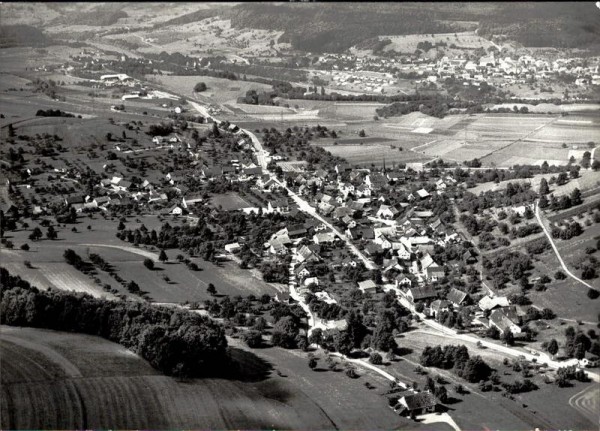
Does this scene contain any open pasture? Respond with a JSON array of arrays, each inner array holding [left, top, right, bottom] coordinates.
[[0, 326, 415, 430], [146, 74, 273, 105]]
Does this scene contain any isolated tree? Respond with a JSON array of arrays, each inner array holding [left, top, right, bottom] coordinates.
[[29, 227, 43, 241], [194, 82, 207, 92], [207, 283, 217, 296], [369, 352, 383, 365], [502, 330, 515, 346], [46, 226, 57, 240], [143, 258, 154, 270], [308, 357, 318, 370], [358, 129, 366, 137], [547, 339, 559, 358], [20, 243, 29, 251], [158, 249, 168, 263]]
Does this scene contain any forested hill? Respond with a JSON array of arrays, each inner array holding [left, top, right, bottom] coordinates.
[[478, 2, 600, 49], [226, 3, 495, 53], [226, 2, 599, 53], [0, 25, 52, 48]]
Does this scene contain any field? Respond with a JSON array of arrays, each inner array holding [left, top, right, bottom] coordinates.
[[380, 31, 496, 54], [0, 326, 425, 430], [322, 143, 431, 167], [392, 325, 598, 430], [146, 74, 274, 105], [0, 214, 283, 303], [208, 192, 255, 211]]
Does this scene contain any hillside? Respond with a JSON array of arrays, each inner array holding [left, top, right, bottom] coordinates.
[[0, 25, 52, 48], [226, 2, 600, 52], [0, 326, 411, 430]]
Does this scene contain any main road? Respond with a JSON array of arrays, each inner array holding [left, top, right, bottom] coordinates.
[[190, 100, 376, 270]]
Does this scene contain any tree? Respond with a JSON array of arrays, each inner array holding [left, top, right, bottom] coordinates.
[[538, 194, 549, 209], [502, 330, 515, 346], [358, 129, 366, 137], [369, 352, 383, 365], [207, 283, 217, 296], [547, 339, 559, 358], [539, 178, 550, 195], [46, 226, 57, 240], [570, 188, 582, 206], [194, 82, 207, 92], [143, 258, 154, 270], [158, 249, 168, 263], [29, 227, 42, 241], [309, 328, 323, 346], [242, 330, 262, 348], [271, 316, 299, 349], [308, 357, 318, 370]]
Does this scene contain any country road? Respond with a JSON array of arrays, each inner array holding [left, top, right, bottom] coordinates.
[[534, 201, 594, 289]]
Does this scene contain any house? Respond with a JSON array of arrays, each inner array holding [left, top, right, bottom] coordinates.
[[478, 295, 510, 312], [167, 204, 184, 216], [275, 291, 294, 304], [65, 195, 86, 206], [416, 188, 430, 199], [463, 249, 478, 265], [224, 242, 241, 254], [396, 275, 412, 288], [426, 264, 445, 282], [394, 243, 411, 260], [489, 308, 522, 335], [446, 288, 469, 307], [407, 286, 437, 303], [358, 279, 378, 294], [429, 299, 450, 318], [313, 232, 336, 244], [375, 235, 392, 250], [287, 224, 308, 239], [395, 392, 439, 416], [579, 352, 599, 368], [335, 163, 352, 174], [267, 198, 289, 214], [296, 244, 320, 263], [365, 173, 388, 190], [304, 276, 319, 287], [294, 263, 311, 280], [376, 204, 399, 219]]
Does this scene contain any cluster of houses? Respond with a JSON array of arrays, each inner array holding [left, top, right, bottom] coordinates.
[[311, 50, 599, 93]]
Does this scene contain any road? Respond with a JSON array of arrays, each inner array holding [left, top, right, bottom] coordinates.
[[533, 201, 594, 289], [189, 100, 375, 269], [390, 286, 600, 383]]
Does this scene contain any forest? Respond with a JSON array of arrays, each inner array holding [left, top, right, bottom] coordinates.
[[0, 267, 228, 378]]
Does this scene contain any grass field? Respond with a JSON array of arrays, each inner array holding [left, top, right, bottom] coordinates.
[[322, 143, 431, 167], [0, 326, 424, 430], [147, 74, 273, 105], [208, 192, 254, 211]]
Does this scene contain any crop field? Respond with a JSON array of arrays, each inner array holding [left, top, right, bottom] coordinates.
[[489, 103, 600, 114], [0, 326, 424, 430], [322, 144, 431, 167], [317, 102, 385, 121]]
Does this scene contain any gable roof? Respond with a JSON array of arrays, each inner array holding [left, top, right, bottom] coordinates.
[[447, 288, 468, 306], [401, 392, 438, 411]]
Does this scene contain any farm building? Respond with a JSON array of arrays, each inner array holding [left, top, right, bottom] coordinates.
[[395, 392, 439, 416], [358, 279, 377, 294]]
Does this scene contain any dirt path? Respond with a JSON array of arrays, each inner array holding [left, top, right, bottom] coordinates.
[[533, 201, 593, 289]]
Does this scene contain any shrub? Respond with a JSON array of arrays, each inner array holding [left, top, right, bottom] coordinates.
[[369, 352, 383, 365]]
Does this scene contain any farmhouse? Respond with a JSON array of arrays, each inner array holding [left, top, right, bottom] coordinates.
[[395, 392, 439, 416]]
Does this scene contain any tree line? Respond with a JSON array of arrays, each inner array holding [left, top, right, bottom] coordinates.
[[0, 267, 228, 378]]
